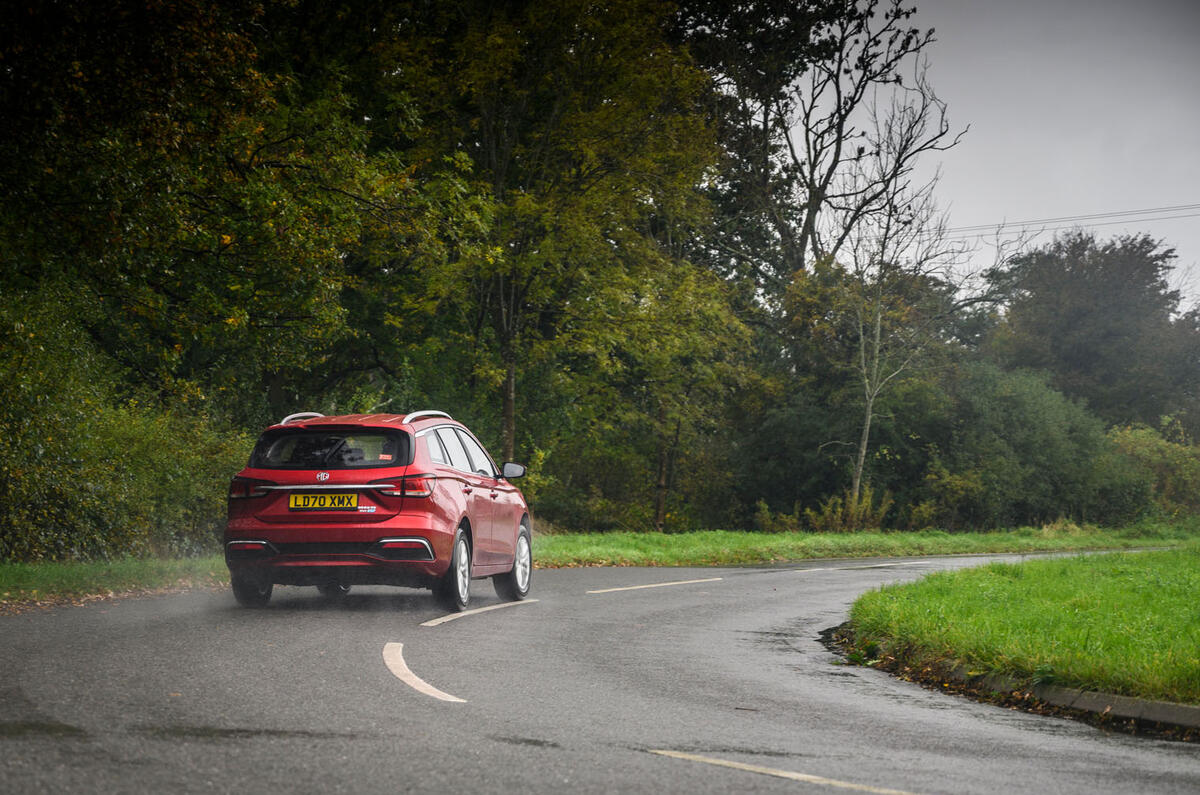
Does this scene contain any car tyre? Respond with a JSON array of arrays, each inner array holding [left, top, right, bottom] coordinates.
[[494, 522, 532, 601], [436, 529, 471, 612], [231, 573, 273, 608], [317, 583, 351, 599]]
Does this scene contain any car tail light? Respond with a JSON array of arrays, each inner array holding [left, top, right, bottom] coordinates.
[[380, 539, 427, 551], [371, 475, 436, 498], [225, 539, 277, 559], [229, 477, 273, 499], [228, 541, 269, 552], [375, 537, 434, 561]]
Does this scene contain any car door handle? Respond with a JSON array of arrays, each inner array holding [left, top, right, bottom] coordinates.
[[490, 491, 499, 500], [462, 485, 473, 494]]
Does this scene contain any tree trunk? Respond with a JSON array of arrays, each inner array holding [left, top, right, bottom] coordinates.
[[851, 393, 874, 507], [653, 404, 669, 531], [502, 356, 516, 462]]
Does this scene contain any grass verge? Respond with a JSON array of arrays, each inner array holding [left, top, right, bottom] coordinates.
[[0, 556, 227, 611], [2, 518, 1197, 610], [532, 518, 1199, 568], [846, 541, 1200, 705]]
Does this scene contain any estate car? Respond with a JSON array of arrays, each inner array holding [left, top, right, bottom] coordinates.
[[225, 410, 531, 610]]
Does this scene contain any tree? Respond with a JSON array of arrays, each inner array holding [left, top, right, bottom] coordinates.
[[675, 0, 972, 523], [673, 0, 844, 292], [907, 362, 1151, 529], [985, 231, 1200, 432], [393, 0, 718, 461], [682, 0, 962, 297], [0, 0, 480, 426]]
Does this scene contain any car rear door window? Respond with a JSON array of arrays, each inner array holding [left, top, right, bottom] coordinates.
[[457, 431, 498, 477], [424, 432, 448, 465], [435, 427, 473, 473]]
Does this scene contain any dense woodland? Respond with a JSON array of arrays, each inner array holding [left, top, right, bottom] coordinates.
[[2, 0, 1198, 561]]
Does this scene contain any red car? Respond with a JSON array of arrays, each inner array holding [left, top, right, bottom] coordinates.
[[225, 410, 531, 611]]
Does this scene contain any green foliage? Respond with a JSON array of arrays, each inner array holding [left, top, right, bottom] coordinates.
[[803, 485, 895, 533], [1109, 424, 1200, 517], [984, 231, 1200, 434], [751, 485, 894, 533], [0, 285, 249, 561], [1, 4, 1197, 561], [892, 363, 1152, 529]]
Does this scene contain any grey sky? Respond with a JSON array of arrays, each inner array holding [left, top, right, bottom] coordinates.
[[911, 0, 1200, 307]]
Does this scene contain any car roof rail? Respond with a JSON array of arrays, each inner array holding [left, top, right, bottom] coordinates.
[[401, 410, 452, 424], [280, 412, 325, 425]]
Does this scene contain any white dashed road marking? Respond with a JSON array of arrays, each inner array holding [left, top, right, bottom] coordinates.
[[650, 750, 922, 795], [796, 562, 927, 573], [382, 642, 466, 703], [420, 598, 539, 627], [587, 577, 723, 594]]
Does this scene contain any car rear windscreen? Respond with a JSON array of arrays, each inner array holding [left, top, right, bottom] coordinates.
[[249, 429, 410, 469]]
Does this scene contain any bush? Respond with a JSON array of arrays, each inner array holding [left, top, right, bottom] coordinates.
[[751, 486, 893, 533], [803, 485, 893, 532], [0, 284, 249, 561], [752, 499, 803, 533], [905, 363, 1152, 528], [1109, 423, 1200, 517]]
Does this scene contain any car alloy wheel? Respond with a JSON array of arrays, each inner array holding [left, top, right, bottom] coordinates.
[[438, 529, 471, 612], [494, 524, 531, 601]]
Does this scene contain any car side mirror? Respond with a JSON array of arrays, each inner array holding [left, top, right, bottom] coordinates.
[[501, 462, 526, 479]]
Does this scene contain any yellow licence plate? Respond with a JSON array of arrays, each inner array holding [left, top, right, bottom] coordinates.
[[288, 493, 358, 511]]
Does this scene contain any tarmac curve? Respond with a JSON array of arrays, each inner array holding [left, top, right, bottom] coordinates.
[[2, 553, 1199, 794]]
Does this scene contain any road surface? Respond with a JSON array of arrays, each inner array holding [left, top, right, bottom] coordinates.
[[3, 554, 1198, 793]]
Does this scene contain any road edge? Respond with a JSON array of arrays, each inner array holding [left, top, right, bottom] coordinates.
[[822, 624, 1200, 741]]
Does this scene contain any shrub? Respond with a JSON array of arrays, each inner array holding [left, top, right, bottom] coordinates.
[[752, 499, 803, 533], [803, 485, 893, 533], [1109, 424, 1200, 517], [0, 284, 249, 561], [906, 363, 1152, 528]]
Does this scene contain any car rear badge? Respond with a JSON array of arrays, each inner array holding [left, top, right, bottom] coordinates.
[[316, 472, 330, 481]]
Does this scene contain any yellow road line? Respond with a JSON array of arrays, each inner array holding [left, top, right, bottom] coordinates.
[[649, 750, 922, 795], [587, 577, 723, 594], [420, 598, 539, 627]]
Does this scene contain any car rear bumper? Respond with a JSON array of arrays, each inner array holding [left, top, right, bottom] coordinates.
[[224, 520, 452, 588]]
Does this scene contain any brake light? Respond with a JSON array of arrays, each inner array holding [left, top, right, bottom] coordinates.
[[401, 474, 436, 498], [229, 477, 273, 499], [371, 475, 436, 498]]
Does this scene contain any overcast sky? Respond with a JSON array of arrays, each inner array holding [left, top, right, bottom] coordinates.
[[909, 0, 1200, 307]]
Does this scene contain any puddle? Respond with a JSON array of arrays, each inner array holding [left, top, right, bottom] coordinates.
[[134, 725, 357, 741], [491, 735, 561, 749], [0, 720, 87, 738]]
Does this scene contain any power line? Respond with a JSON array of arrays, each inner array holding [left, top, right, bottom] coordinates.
[[941, 202, 1200, 235], [943, 210, 1200, 242]]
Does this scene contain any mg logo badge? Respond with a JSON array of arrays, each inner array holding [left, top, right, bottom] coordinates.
[[316, 472, 330, 482]]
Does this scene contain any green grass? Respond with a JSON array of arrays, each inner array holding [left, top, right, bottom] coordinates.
[[2, 518, 1197, 608], [532, 519, 1199, 568], [848, 542, 1200, 704], [0, 556, 227, 607]]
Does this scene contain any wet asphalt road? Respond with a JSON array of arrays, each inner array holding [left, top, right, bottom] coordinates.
[[2, 553, 1199, 794]]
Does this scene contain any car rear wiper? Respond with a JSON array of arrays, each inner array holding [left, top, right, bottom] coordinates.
[[322, 438, 348, 464]]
